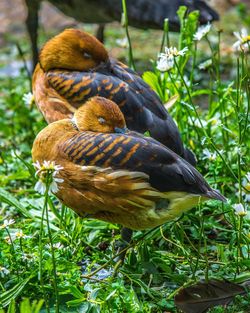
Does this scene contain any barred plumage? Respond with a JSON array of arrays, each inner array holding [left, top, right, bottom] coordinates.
[[32, 97, 226, 230]]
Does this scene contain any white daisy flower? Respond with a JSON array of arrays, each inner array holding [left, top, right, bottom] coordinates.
[[116, 37, 128, 48], [54, 242, 64, 249], [164, 46, 188, 57], [203, 148, 217, 161], [46, 242, 64, 250], [14, 229, 30, 239], [233, 203, 247, 216], [156, 46, 188, 72], [198, 59, 212, 70], [21, 253, 35, 263], [193, 23, 211, 41], [34, 179, 47, 195], [156, 55, 174, 72], [0, 266, 10, 277], [233, 28, 250, 52], [187, 116, 207, 128], [22, 92, 34, 108], [0, 219, 15, 229], [208, 113, 221, 128], [4, 236, 12, 244], [33, 160, 63, 176], [33, 160, 64, 195]]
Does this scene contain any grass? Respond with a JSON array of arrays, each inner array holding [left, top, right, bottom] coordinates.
[[0, 4, 250, 313]]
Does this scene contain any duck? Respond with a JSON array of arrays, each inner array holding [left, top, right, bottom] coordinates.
[[24, 0, 219, 67], [33, 28, 196, 165], [32, 96, 226, 231]]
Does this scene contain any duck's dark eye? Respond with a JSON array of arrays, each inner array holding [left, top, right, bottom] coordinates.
[[98, 117, 106, 124], [83, 52, 92, 59]]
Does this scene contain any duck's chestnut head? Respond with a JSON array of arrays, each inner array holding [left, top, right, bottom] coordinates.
[[73, 96, 127, 134], [39, 29, 109, 71]]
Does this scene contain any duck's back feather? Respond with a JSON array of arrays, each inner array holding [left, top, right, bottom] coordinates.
[[46, 59, 187, 159]]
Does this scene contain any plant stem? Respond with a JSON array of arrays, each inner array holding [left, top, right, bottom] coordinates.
[[19, 238, 28, 270], [45, 176, 59, 313], [5, 228, 19, 280], [15, 42, 32, 90], [121, 0, 135, 70], [175, 60, 239, 182], [160, 18, 170, 52], [236, 215, 244, 275], [39, 192, 50, 313], [189, 41, 197, 86]]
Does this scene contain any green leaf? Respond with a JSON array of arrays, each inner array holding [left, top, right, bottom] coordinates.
[[120, 270, 155, 298], [233, 272, 250, 282], [69, 286, 85, 299], [14, 153, 36, 177], [31, 299, 44, 313], [177, 6, 187, 26], [142, 71, 164, 100], [7, 300, 15, 313], [66, 298, 86, 306], [0, 277, 31, 308], [79, 303, 91, 312], [20, 298, 32, 313], [0, 188, 32, 219], [140, 243, 150, 262], [19, 298, 44, 313], [191, 89, 212, 97], [0, 169, 30, 185], [105, 289, 117, 301]]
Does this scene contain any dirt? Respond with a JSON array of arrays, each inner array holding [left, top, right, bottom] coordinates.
[[0, 0, 249, 72]]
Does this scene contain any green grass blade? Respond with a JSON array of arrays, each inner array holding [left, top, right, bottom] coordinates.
[[0, 277, 30, 308], [0, 188, 33, 219]]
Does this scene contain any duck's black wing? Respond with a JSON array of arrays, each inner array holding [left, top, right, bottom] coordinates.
[[106, 0, 219, 30], [102, 59, 197, 166], [61, 131, 224, 201]]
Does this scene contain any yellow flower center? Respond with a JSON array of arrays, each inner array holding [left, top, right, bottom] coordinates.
[[16, 231, 24, 238], [245, 183, 250, 192], [211, 118, 218, 126], [238, 211, 247, 216], [189, 139, 195, 150], [242, 35, 250, 44]]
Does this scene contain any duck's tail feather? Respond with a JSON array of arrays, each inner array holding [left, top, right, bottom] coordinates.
[[206, 189, 227, 202]]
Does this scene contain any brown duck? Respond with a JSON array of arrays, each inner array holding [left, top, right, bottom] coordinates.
[[32, 96, 226, 230]]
